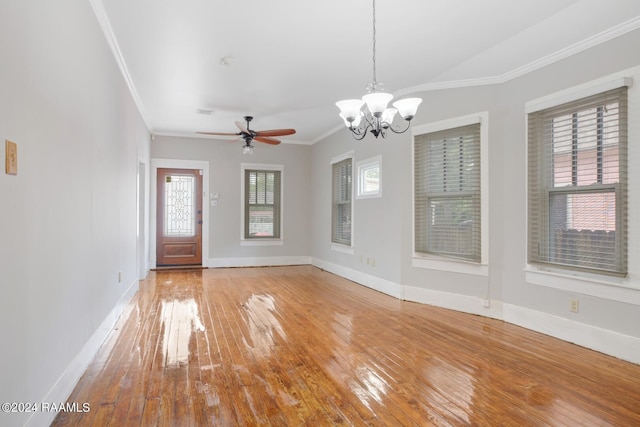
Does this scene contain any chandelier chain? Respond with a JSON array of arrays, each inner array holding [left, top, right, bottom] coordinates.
[[335, 0, 421, 139], [372, 0, 377, 89]]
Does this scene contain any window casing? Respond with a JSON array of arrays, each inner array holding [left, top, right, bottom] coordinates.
[[332, 156, 353, 247], [414, 123, 482, 262], [243, 168, 282, 239], [527, 87, 628, 276]]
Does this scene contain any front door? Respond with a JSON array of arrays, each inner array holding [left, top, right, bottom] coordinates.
[[156, 168, 203, 266]]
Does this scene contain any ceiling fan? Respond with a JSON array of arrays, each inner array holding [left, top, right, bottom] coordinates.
[[198, 116, 296, 152]]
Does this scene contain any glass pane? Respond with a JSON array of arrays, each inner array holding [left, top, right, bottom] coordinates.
[[249, 205, 274, 237], [427, 197, 476, 258], [552, 103, 619, 188], [164, 175, 195, 236], [333, 203, 351, 245], [362, 165, 379, 193], [549, 191, 617, 270]]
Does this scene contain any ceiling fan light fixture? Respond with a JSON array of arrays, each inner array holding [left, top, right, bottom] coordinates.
[[243, 144, 253, 155], [335, 0, 421, 140]]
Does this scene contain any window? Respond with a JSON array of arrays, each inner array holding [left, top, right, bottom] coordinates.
[[414, 123, 482, 262], [242, 165, 282, 240], [527, 87, 627, 276], [357, 156, 381, 199], [332, 155, 353, 247]]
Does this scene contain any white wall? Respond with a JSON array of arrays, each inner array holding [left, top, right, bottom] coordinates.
[[0, 0, 150, 425], [151, 136, 311, 267], [310, 28, 640, 363]]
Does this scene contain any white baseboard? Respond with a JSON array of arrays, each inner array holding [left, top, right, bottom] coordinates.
[[403, 285, 503, 320], [311, 257, 403, 299], [207, 256, 312, 268], [27, 259, 639, 427], [26, 279, 139, 427], [503, 303, 640, 365], [312, 257, 640, 365]]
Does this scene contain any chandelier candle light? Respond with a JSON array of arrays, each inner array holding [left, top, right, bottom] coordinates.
[[336, 0, 422, 140]]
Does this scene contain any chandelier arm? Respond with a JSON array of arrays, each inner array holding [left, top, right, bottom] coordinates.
[[387, 120, 412, 134], [348, 121, 373, 140]]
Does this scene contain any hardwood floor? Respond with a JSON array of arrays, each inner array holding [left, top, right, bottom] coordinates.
[[53, 266, 640, 426]]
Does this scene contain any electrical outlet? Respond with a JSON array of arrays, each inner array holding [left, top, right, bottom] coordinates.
[[569, 298, 579, 313]]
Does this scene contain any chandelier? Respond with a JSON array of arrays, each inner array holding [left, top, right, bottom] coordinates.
[[336, 0, 422, 140]]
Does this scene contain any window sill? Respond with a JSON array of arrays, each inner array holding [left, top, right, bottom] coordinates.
[[241, 239, 284, 247], [412, 255, 488, 276], [356, 193, 382, 200], [524, 265, 640, 305], [331, 243, 354, 255]]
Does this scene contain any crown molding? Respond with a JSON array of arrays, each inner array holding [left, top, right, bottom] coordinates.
[[89, 0, 151, 132], [396, 16, 640, 99]]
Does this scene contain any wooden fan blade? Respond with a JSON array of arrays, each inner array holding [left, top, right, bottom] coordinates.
[[254, 136, 281, 145], [197, 131, 240, 136], [255, 128, 296, 137], [235, 121, 249, 134]]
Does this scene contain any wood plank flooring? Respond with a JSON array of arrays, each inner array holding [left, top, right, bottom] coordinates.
[[52, 266, 640, 426]]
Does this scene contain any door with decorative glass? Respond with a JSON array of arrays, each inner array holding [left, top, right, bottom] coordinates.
[[156, 168, 203, 266]]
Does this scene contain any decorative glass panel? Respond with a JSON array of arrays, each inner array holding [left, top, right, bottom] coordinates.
[[164, 175, 196, 236]]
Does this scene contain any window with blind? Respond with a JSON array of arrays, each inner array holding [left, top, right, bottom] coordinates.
[[414, 123, 481, 262], [527, 87, 627, 276], [332, 157, 353, 247], [244, 169, 281, 239]]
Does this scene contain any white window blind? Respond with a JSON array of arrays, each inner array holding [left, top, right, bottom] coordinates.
[[527, 87, 627, 276], [244, 169, 281, 239], [414, 123, 481, 261], [332, 158, 352, 246]]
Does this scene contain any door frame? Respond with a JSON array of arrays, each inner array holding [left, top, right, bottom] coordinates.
[[151, 158, 210, 268]]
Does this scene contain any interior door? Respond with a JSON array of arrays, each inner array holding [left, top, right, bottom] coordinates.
[[156, 168, 203, 266]]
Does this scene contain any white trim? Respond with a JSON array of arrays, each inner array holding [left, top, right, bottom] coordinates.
[[396, 16, 640, 99], [356, 156, 382, 199], [330, 151, 354, 165], [411, 112, 490, 273], [412, 256, 489, 277], [504, 303, 640, 365], [331, 243, 354, 255], [312, 257, 402, 299], [403, 285, 502, 319], [525, 267, 640, 305], [525, 76, 633, 113], [240, 163, 284, 243], [88, 0, 151, 132], [208, 256, 311, 268], [240, 239, 284, 247], [26, 279, 138, 426], [312, 256, 640, 364], [150, 158, 210, 268]]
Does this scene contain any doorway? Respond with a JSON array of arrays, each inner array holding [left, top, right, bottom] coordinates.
[[156, 168, 203, 266]]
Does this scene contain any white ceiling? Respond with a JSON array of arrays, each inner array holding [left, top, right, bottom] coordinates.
[[95, 0, 640, 144]]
